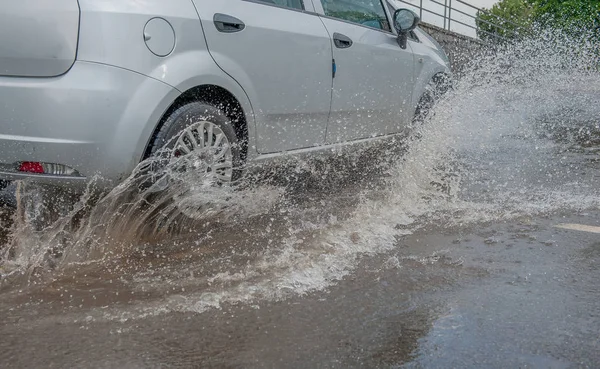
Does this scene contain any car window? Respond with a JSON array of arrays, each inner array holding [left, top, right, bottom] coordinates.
[[258, 0, 304, 10], [320, 0, 391, 32]]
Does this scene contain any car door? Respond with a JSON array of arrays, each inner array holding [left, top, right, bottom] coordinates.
[[314, 0, 415, 143], [192, 0, 333, 154]]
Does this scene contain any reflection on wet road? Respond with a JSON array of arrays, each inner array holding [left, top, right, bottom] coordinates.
[[1, 32, 600, 368], [1, 212, 599, 368]]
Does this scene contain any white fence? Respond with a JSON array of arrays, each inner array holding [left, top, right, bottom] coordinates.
[[394, 0, 523, 41]]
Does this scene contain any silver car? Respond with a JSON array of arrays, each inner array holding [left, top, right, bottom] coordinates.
[[0, 0, 450, 192]]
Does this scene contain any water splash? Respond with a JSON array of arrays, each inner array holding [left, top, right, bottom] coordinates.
[[1, 149, 284, 280], [1, 28, 600, 317]]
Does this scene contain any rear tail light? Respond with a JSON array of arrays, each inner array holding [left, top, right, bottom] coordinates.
[[18, 162, 79, 176], [18, 162, 45, 174]]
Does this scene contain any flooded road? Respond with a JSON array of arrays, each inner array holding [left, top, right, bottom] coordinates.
[[1, 33, 600, 368], [1, 212, 599, 368]]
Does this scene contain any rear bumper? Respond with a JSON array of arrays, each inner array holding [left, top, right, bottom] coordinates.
[[0, 61, 178, 190], [0, 165, 88, 186]]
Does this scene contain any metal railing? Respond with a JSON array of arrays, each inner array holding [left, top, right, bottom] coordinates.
[[395, 0, 527, 42]]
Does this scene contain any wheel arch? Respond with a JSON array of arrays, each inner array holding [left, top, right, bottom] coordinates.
[[413, 71, 452, 119], [143, 84, 250, 162]]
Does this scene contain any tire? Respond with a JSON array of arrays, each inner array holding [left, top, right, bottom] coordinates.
[[413, 74, 452, 123], [139, 101, 244, 222], [146, 101, 243, 183]]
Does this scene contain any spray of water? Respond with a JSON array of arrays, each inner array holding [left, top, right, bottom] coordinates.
[[1, 148, 285, 280], [1, 28, 599, 317]]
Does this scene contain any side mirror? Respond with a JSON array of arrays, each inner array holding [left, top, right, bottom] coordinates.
[[393, 9, 420, 49]]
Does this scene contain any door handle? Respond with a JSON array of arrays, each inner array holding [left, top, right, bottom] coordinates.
[[333, 33, 353, 49], [214, 13, 245, 33]]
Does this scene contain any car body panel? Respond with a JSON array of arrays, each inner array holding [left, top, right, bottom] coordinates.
[[413, 27, 451, 69], [0, 0, 79, 77], [408, 31, 452, 116], [318, 16, 415, 143], [192, 0, 334, 154], [311, 0, 418, 142], [77, 0, 204, 86], [0, 61, 178, 188]]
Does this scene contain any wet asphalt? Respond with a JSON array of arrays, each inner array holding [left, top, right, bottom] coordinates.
[[0, 208, 598, 368]]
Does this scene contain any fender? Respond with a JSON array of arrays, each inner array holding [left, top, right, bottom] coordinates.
[[142, 50, 258, 160], [408, 38, 451, 114], [103, 51, 258, 183], [411, 68, 450, 112]]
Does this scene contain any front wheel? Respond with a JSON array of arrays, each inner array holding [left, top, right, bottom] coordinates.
[[414, 74, 452, 123]]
